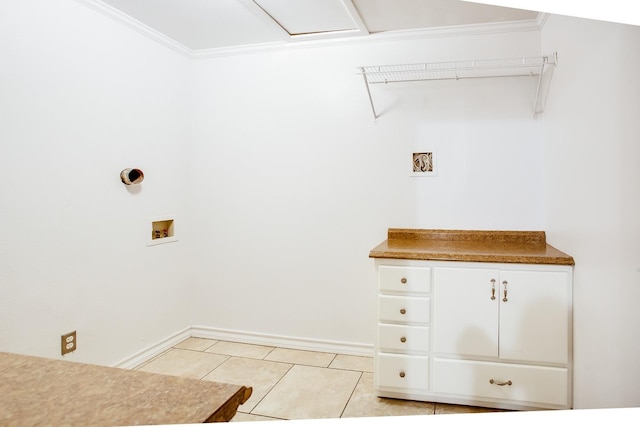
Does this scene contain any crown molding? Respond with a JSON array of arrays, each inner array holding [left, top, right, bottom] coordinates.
[[192, 15, 546, 60], [74, 0, 192, 58], [76, 1, 547, 61], [536, 12, 551, 28]]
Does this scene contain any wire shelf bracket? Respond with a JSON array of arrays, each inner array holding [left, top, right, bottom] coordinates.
[[358, 52, 558, 120]]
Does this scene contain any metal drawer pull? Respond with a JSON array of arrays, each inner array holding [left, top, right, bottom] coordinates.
[[400, 277, 407, 284], [490, 279, 496, 300], [400, 336, 406, 343], [489, 379, 512, 386], [502, 280, 508, 302], [399, 371, 406, 378], [400, 309, 406, 315]]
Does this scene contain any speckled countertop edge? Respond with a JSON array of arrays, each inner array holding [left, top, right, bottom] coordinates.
[[369, 229, 575, 265], [0, 351, 250, 426]]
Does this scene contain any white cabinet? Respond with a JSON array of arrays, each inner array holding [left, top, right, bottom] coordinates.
[[432, 267, 498, 359], [431, 359, 569, 408], [375, 263, 431, 394], [374, 259, 573, 410], [433, 267, 570, 365]]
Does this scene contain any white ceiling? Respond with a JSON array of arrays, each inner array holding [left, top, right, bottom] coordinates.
[[93, 0, 540, 52]]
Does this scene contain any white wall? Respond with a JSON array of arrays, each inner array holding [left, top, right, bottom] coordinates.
[[541, 15, 640, 408], [188, 31, 545, 349], [5, 1, 636, 411], [0, 0, 192, 366]]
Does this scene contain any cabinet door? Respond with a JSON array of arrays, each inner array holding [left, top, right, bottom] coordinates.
[[499, 270, 570, 364], [433, 267, 499, 358]]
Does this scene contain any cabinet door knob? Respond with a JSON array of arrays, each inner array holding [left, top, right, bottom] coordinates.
[[400, 277, 407, 284], [400, 308, 406, 315], [490, 279, 496, 300], [490, 378, 512, 386], [502, 280, 508, 302], [399, 371, 406, 378], [400, 336, 407, 343]]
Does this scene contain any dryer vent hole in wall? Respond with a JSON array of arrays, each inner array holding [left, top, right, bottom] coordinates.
[[128, 169, 142, 182], [120, 168, 144, 185]]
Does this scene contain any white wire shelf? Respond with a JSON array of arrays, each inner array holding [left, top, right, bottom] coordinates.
[[357, 53, 557, 119]]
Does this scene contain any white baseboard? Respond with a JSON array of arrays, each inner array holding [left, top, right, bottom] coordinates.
[[115, 326, 374, 369], [114, 327, 192, 369], [191, 326, 374, 357]]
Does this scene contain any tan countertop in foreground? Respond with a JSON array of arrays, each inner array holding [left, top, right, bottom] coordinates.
[[0, 351, 252, 426], [369, 229, 574, 265]]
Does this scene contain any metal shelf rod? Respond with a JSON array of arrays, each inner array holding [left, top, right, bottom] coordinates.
[[357, 53, 557, 119]]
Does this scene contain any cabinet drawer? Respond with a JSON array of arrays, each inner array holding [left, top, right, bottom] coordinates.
[[379, 296, 430, 324], [379, 266, 430, 294], [378, 324, 430, 353], [376, 353, 429, 391], [432, 358, 569, 408]]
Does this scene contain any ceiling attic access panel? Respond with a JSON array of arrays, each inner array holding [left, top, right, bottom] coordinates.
[[358, 53, 558, 120], [251, 0, 369, 40]]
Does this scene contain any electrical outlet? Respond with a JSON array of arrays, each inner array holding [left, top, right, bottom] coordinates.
[[61, 331, 77, 355]]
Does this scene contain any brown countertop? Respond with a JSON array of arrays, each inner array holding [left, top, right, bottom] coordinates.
[[369, 229, 574, 265], [0, 351, 252, 426]]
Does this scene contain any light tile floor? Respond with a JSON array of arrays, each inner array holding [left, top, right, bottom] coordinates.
[[135, 337, 504, 422]]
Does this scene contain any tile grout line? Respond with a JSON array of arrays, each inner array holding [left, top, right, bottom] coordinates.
[[245, 362, 297, 419], [261, 346, 277, 360], [327, 353, 338, 368], [201, 341, 219, 353], [133, 347, 174, 370], [338, 370, 364, 419], [197, 354, 231, 380]]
